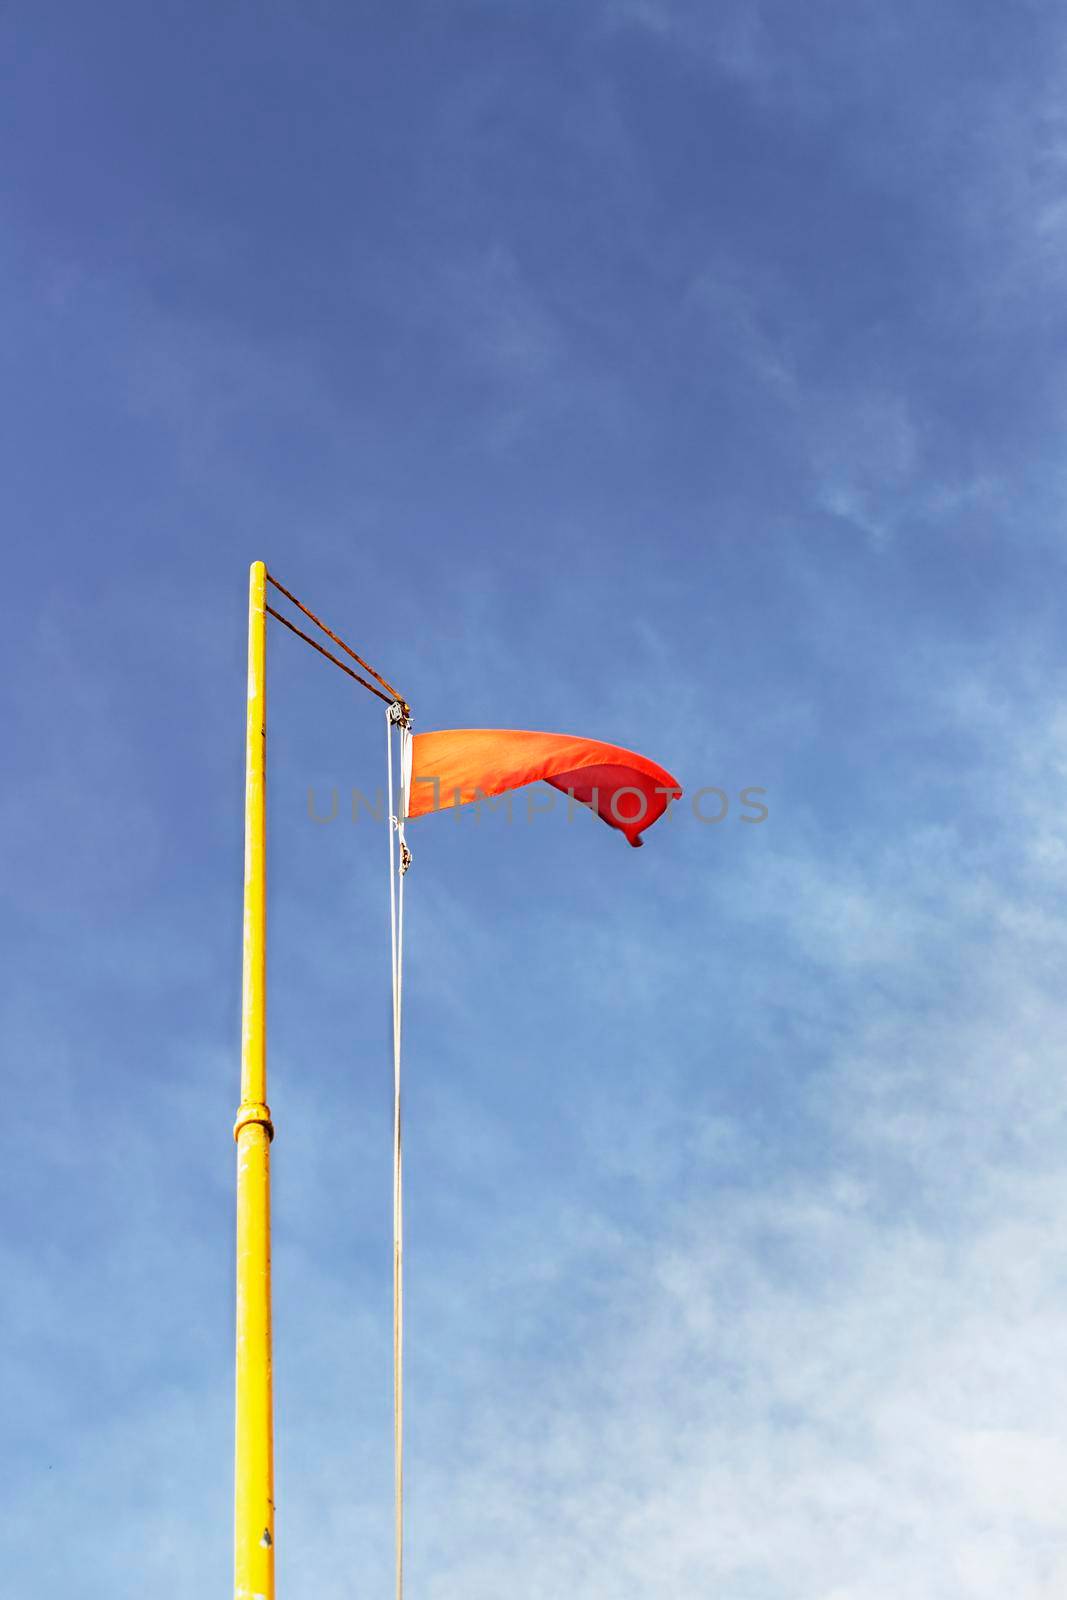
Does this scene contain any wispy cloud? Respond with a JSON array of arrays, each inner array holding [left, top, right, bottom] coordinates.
[[7, 5, 1067, 1595]]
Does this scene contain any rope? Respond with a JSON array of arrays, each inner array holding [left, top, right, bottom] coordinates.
[[386, 701, 412, 1600]]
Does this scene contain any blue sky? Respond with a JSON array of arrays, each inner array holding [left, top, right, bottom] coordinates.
[[5, 1, 1067, 1594]]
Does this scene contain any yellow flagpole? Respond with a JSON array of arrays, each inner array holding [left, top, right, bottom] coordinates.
[[234, 559, 276, 1600]]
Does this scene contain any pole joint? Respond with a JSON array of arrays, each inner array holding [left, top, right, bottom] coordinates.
[[234, 1101, 275, 1142]]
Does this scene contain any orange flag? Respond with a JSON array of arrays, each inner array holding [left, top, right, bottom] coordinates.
[[406, 728, 681, 847]]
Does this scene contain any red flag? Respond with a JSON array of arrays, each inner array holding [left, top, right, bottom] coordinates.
[[406, 728, 681, 847]]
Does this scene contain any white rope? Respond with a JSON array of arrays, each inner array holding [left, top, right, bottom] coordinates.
[[386, 703, 411, 1600]]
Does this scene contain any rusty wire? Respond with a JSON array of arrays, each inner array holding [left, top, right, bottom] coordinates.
[[266, 572, 408, 712], [264, 605, 399, 706]]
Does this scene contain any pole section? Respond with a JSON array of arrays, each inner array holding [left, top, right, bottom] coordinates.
[[235, 559, 276, 1600]]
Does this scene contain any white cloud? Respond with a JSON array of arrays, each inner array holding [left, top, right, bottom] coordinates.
[[191, 655, 1067, 1600]]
